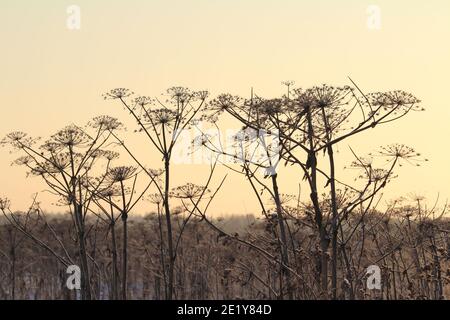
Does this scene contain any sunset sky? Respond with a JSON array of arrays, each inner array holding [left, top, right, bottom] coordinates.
[[1, 0, 449, 215]]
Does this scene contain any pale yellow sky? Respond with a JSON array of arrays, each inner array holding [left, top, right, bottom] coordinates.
[[1, 1, 449, 215]]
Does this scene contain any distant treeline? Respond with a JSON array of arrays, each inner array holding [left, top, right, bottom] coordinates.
[[0, 211, 448, 300]]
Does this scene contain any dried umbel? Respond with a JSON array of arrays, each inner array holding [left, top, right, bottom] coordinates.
[[13, 156, 33, 166], [104, 166, 138, 184], [233, 127, 260, 143], [205, 94, 242, 121], [290, 88, 322, 114], [285, 85, 354, 139], [132, 96, 153, 108], [46, 152, 74, 172], [82, 149, 118, 165], [253, 98, 284, 117], [368, 90, 422, 110], [23, 152, 82, 176], [148, 193, 164, 205], [365, 168, 392, 183], [376, 144, 428, 166], [144, 108, 178, 127], [348, 157, 373, 171], [170, 183, 209, 200], [308, 84, 353, 109], [147, 168, 164, 178], [193, 90, 209, 101], [348, 157, 392, 182], [97, 185, 123, 198], [166, 86, 192, 104], [269, 193, 296, 207], [90, 115, 123, 131], [192, 133, 213, 148], [3, 131, 27, 143], [281, 80, 295, 88], [40, 142, 62, 153], [51, 125, 91, 148], [1, 131, 36, 149], [103, 88, 134, 100]]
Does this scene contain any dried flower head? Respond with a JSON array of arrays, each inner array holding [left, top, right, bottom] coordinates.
[[309, 84, 353, 109], [105, 166, 137, 183], [103, 150, 120, 161], [1, 131, 35, 149], [51, 125, 91, 147], [40, 142, 62, 153], [377, 144, 428, 167], [349, 157, 373, 170], [30, 152, 79, 176], [368, 168, 391, 183], [166, 87, 191, 103], [281, 80, 295, 87], [13, 156, 33, 166], [254, 98, 284, 116], [148, 193, 164, 205], [144, 108, 177, 127], [368, 91, 422, 110], [170, 183, 209, 200], [147, 168, 164, 178], [208, 94, 242, 114], [133, 96, 153, 107], [98, 185, 123, 198], [193, 133, 210, 147], [90, 115, 123, 131], [103, 88, 134, 100], [233, 127, 260, 143], [291, 88, 316, 111], [193, 90, 209, 101]]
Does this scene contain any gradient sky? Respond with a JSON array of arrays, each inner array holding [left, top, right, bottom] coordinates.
[[1, 0, 449, 215]]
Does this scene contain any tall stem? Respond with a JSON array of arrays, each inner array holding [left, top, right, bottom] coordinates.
[[120, 181, 128, 300], [327, 144, 338, 299], [306, 105, 328, 297], [271, 174, 293, 299], [110, 220, 119, 300], [164, 158, 175, 300]]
